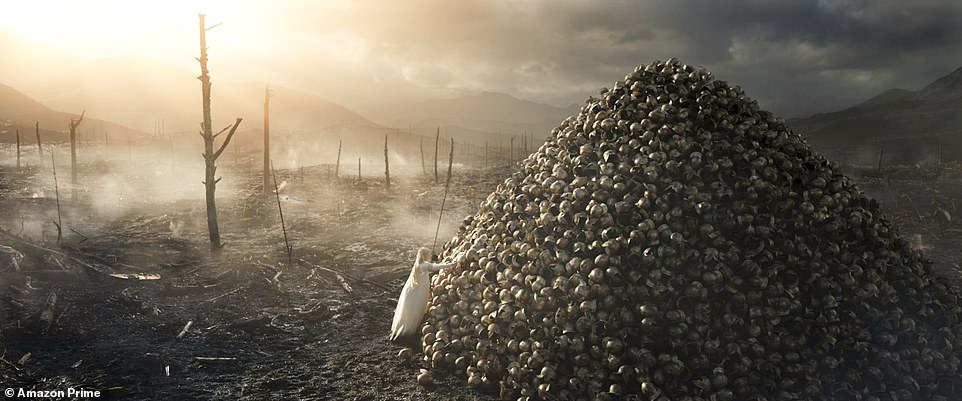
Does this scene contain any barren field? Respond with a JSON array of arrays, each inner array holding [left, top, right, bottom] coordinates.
[[1, 145, 960, 400]]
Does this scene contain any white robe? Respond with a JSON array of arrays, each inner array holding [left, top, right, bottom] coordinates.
[[390, 248, 455, 341]]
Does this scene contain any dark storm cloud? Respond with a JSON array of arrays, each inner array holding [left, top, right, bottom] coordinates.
[[270, 0, 962, 115]]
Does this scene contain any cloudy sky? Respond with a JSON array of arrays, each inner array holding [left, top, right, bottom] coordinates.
[[2, 0, 962, 116]]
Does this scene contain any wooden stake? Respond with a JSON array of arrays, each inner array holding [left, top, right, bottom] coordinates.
[[876, 141, 886, 172], [335, 139, 342, 179], [35, 122, 43, 157], [69, 111, 85, 185], [51, 152, 63, 245], [420, 139, 426, 175], [263, 85, 271, 195], [432, 138, 455, 254], [384, 133, 391, 188], [16, 129, 21, 170], [271, 161, 293, 265], [434, 127, 440, 183]]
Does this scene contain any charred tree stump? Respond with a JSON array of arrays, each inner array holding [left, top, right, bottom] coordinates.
[[198, 14, 243, 255], [69, 111, 85, 185], [384, 134, 391, 188]]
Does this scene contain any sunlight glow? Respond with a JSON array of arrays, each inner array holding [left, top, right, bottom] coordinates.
[[0, 0, 269, 60]]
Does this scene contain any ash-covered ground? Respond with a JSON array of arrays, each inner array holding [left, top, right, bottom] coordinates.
[[0, 143, 960, 400]]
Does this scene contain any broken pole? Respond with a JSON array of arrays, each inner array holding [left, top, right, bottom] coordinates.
[[384, 133, 391, 188], [432, 138, 456, 253], [16, 129, 21, 170], [434, 127, 440, 183], [271, 161, 293, 265], [263, 85, 271, 195], [876, 141, 886, 172], [35, 122, 43, 157], [51, 152, 63, 245], [335, 139, 342, 179], [69, 111, 85, 185], [420, 139, 426, 175]]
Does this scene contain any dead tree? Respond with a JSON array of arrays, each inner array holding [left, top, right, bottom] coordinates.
[[357, 158, 361, 180], [51, 153, 63, 245], [384, 134, 391, 188], [16, 129, 21, 170], [263, 85, 271, 195], [35, 122, 43, 157], [197, 14, 243, 254], [69, 111, 85, 185], [335, 139, 342, 179], [876, 141, 886, 173], [420, 139, 426, 175], [434, 127, 440, 183]]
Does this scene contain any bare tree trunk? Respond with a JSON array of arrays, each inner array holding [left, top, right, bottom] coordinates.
[[263, 85, 271, 195], [51, 152, 63, 245], [198, 14, 243, 255], [16, 129, 21, 170], [69, 111, 85, 185], [357, 158, 361, 180], [510, 136, 514, 162], [420, 140, 426, 176], [384, 134, 391, 188], [434, 127, 440, 183], [876, 141, 886, 172], [35, 122, 43, 157], [484, 142, 488, 171], [335, 139, 342, 179]]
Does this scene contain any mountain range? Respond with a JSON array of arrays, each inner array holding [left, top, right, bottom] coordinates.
[[790, 67, 962, 163], [0, 83, 140, 143]]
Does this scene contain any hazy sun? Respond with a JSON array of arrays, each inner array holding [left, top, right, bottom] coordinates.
[[0, 0, 265, 60]]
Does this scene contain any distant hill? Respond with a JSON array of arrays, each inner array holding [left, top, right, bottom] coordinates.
[[790, 67, 962, 163], [363, 91, 579, 144], [0, 83, 141, 143]]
